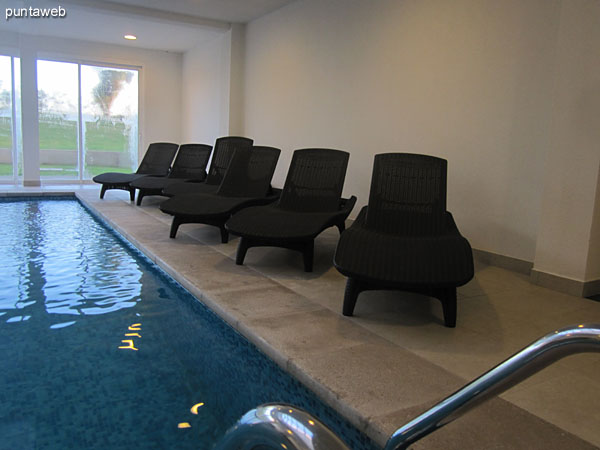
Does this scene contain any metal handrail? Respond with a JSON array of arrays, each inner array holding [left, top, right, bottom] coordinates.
[[213, 404, 350, 450], [385, 323, 600, 450], [214, 324, 600, 450]]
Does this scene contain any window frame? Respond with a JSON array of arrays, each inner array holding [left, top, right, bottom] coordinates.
[[36, 54, 143, 182], [0, 52, 22, 183]]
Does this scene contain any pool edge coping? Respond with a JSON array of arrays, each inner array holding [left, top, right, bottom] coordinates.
[[72, 192, 392, 447]]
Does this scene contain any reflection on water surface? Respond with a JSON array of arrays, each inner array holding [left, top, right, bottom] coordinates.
[[0, 199, 142, 324]]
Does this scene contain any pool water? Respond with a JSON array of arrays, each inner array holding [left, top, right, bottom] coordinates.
[[0, 198, 379, 450]]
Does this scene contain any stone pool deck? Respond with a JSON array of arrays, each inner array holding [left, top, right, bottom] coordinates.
[[3, 186, 599, 449]]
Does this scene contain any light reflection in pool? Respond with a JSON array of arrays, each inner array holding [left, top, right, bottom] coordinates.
[[0, 200, 142, 324]]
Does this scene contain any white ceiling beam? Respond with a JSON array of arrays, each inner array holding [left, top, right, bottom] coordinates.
[[59, 0, 232, 31]]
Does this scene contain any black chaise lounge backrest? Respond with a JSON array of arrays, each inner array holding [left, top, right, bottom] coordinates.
[[217, 146, 281, 198], [205, 136, 254, 186], [168, 143, 212, 179], [136, 142, 179, 176], [366, 153, 447, 235], [277, 149, 350, 213]]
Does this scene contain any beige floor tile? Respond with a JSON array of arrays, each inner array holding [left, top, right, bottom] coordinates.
[[374, 397, 598, 450], [289, 342, 463, 420], [276, 268, 348, 312], [181, 252, 275, 294], [208, 284, 324, 321], [502, 370, 600, 447], [245, 308, 383, 360]]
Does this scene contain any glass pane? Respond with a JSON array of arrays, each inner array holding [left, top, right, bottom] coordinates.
[[37, 60, 79, 179], [0, 55, 13, 180], [81, 65, 138, 179]]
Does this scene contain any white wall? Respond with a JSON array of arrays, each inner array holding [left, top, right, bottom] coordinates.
[[586, 165, 600, 281], [227, 24, 246, 136], [182, 33, 225, 144], [0, 30, 182, 165], [533, 0, 600, 283], [242, 0, 568, 264], [181, 27, 245, 145]]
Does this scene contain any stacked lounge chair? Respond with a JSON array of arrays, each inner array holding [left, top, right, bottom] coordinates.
[[160, 146, 281, 242], [93, 142, 179, 201], [226, 148, 356, 272], [130, 143, 212, 206], [162, 136, 254, 198], [333, 153, 474, 327]]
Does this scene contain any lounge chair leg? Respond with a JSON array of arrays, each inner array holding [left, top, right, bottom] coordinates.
[[342, 277, 361, 316], [236, 238, 250, 265], [438, 287, 457, 328], [100, 185, 107, 199], [129, 187, 136, 202], [302, 240, 314, 272], [136, 191, 144, 206], [170, 217, 182, 239], [220, 227, 229, 244]]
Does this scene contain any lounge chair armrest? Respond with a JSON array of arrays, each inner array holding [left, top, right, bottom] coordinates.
[[319, 196, 358, 233], [340, 195, 357, 215], [263, 189, 281, 203], [269, 186, 283, 197], [184, 170, 208, 183], [354, 205, 368, 224], [444, 211, 464, 236]]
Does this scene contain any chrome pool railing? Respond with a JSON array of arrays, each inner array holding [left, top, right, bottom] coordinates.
[[212, 403, 351, 450], [384, 323, 600, 449], [214, 324, 600, 450]]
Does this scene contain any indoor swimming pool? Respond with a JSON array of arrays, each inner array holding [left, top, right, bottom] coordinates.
[[0, 198, 378, 449]]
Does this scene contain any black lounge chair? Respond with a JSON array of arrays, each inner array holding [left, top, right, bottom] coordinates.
[[226, 148, 356, 272], [93, 142, 179, 201], [130, 143, 212, 206], [159, 146, 281, 242], [162, 136, 254, 198], [333, 153, 474, 328]]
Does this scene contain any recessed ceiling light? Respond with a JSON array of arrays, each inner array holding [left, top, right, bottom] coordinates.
[[124, 34, 137, 40]]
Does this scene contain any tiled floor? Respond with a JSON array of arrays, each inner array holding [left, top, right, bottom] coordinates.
[[3, 184, 600, 449]]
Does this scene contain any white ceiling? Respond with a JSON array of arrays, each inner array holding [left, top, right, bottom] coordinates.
[[0, 0, 297, 52], [98, 0, 297, 23]]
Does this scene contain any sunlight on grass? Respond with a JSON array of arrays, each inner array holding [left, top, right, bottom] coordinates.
[[0, 118, 134, 179], [0, 118, 11, 148], [0, 163, 13, 176], [36, 118, 130, 152]]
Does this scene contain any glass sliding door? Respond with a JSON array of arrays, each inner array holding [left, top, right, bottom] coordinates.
[[36, 59, 138, 181], [0, 55, 21, 182], [37, 60, 79, 179], [81, 65, 138, 178]]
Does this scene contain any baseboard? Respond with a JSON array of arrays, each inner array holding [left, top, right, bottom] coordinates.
[[582, 278, 600, 298], [530, 269, 600, 297], [473, 249, 600, 297], [472, 248, 533, 275]]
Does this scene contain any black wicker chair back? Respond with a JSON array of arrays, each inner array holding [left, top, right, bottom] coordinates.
[[169, 144, 212, 179], [217, 146, 281, 198], [366, 153, 447, 236], [205, 136, 254, 185], [136, 142, 179, 176], [277, 149, 350, 212]]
